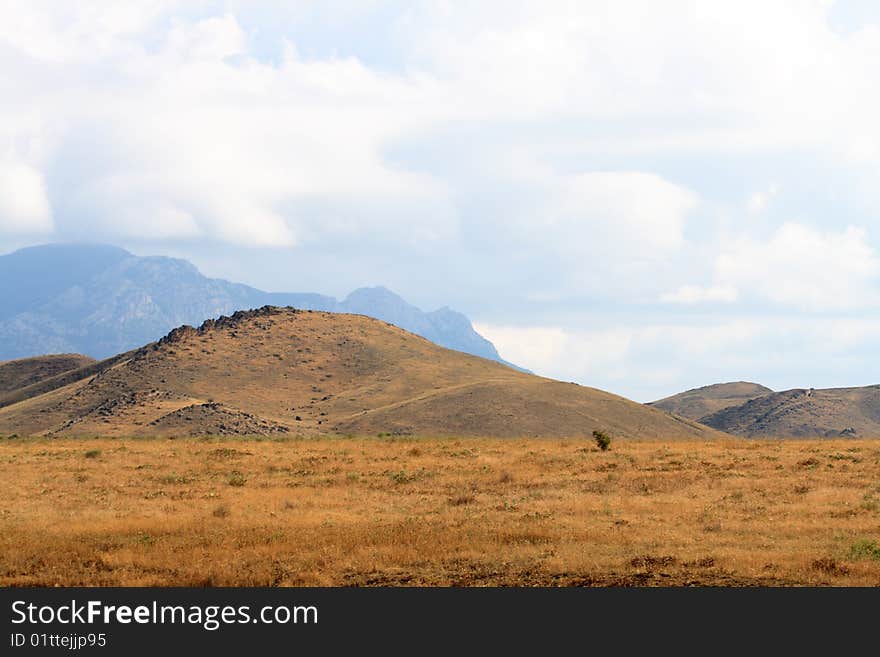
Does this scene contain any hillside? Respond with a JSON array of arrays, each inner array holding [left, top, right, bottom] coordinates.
[[0, 244, 513, 368], [699, 385, 880, 438], [649, 382, 773, 420], [0, 307, 721, 440], [0, 354, 96, 395]]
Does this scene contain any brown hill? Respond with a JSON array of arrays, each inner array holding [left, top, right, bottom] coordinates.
[[649, 382, 773, 420], [700, 385, 880, 438], [0, 307, 722, 440], [0, 354, 96, 396]]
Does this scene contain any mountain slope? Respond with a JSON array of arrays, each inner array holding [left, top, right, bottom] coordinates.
[[699, 385, 880, 438], [0, 244, 130, 321], [0, 354, 96, 395], [649, 382, 773, 420], [0, 307, 724, 440], [0, 244, 515, 368], [335, 286, 524, 369]]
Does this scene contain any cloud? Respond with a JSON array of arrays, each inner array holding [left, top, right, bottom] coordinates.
[[552, 172, 697, 254], [0, 8, 457, 247], [3, 2, 879, 249], [2, 1, 880, 256], [473, 323, 632, 383], [746, 184, 779, 214], [489, 167, 700, 294], [661, 284, 738, 304], [661, 223, 880, 311], [475, 318, 769, 401], [4, 1, 880, 400], [0, 161, 52, 235], [478, 315, 880, 402], [715, 223, 880, 310]]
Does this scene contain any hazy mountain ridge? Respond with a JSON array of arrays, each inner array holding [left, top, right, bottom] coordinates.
[[0, 244, 516, 368]]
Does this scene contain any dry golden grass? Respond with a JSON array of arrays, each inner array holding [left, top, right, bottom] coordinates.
[[1, 435, 879, 586]]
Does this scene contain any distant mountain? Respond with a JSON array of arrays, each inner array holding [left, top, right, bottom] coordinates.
[[649, 382, 773, 420], [335, 287, 519, 369], [0, 244, 520, 369], [698, 385, 880, 438]]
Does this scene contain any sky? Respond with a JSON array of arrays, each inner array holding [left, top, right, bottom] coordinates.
[[2, 1, 880, 401]]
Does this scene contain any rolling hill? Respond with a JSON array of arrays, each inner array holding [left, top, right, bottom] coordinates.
[[649, 382, 773, 420], [0, 307, 721, 440], [699, 385, 880, 438], [0, 354, 96, 395]]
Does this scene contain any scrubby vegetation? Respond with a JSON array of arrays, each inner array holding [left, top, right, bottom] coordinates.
[[1, 436, 879, 586], [593, 430, 612, 451]]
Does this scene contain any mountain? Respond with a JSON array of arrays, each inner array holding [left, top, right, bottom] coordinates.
[[335, 286, 519, 369], [0, 244, 516, 368], [0, 307, 724, 440], [0, 354, 96, 395], [698, 385, 880, 438], [649, 382, 773, 420], [0, 244, 131, 321]]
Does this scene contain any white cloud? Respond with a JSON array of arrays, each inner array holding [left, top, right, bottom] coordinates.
[[553, 172, 697, 254], [715, 222, 880, 310], [3, 1, 880, 248], [3, 4, 880, 355], [1, 1, 880, 258], [474, 322, 632, 382], [746, 184, 779, 214], [0, 161, 53, 235], [492, 167, 700, 288], [475, 318, 770, 400], [661, 284, 738, 304], [661, 223, 880, 311], [0, 8, 458, 247], [399, 1, 880, 159], [477, 315, 880, 402]]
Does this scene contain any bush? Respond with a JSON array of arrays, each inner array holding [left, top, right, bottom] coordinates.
[[227, 472, 247, 487], [849, 539, 880, 560], [593, 430, 612, 451], [84, 449, 101, 459], [389, 470, 413, 484]]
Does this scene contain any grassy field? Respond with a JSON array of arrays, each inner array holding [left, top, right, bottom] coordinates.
[[2, 435, 879, 586]]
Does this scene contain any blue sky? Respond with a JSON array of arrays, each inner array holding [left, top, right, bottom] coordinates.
[[2, 1, 880, 401]]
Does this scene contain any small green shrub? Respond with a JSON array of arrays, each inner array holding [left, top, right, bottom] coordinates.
[[227, 472, 247, 487], [593, 430, 612, 451], [389, 470, 413, 484], [84, 449, 101, 459], [849, 539, 880, 560]]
